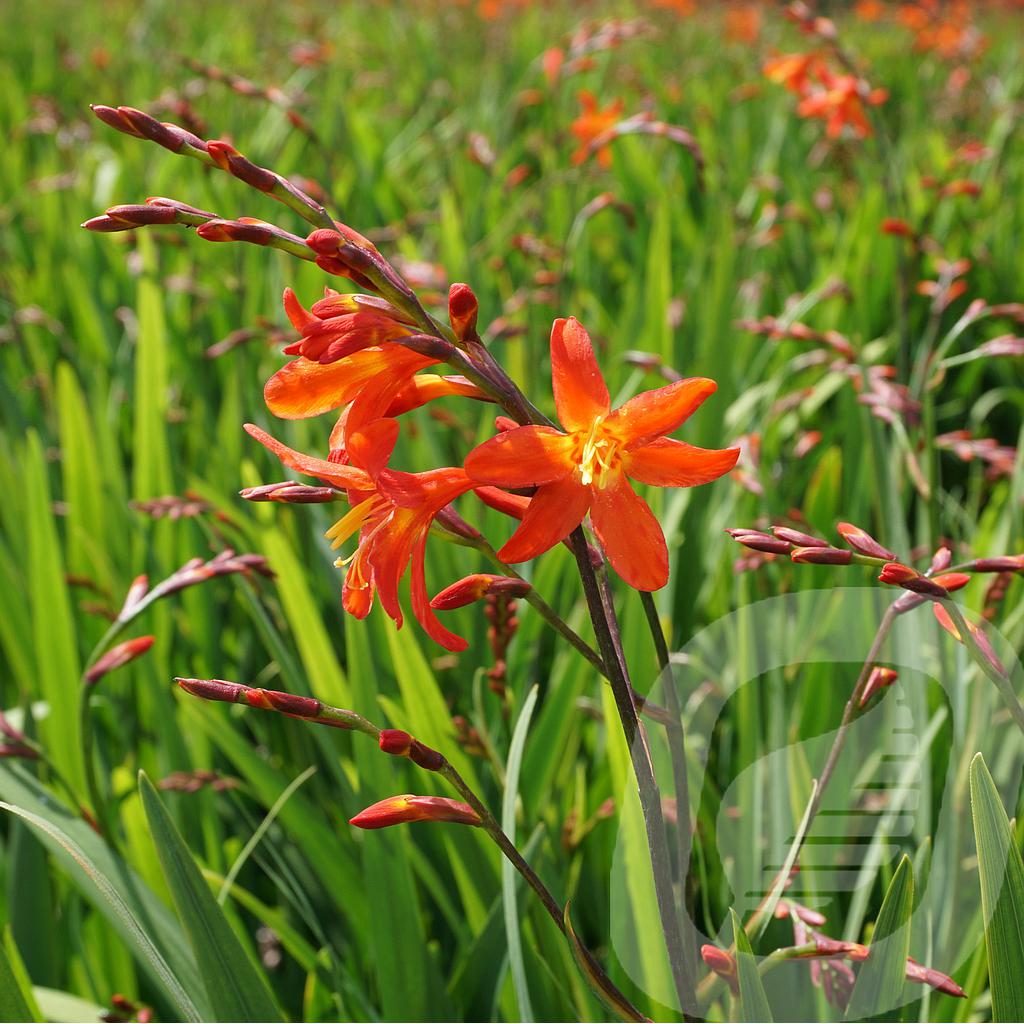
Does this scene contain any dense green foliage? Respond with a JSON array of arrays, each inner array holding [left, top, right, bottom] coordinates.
[[1, 1, 1023, 1020]]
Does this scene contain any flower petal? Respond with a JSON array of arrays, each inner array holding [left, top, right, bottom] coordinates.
[[346, 418, 400, 478], [497, 477, 591, 563], [550, 317, 610, 431], [385, 374, 491, 416], [265, 348, 435, 420], [410, 535, 468, 652], [377, 467, 474, 511], [464, 425, 577, 487], [244, 423, 370, 489], [590, 474, 668, 590], [604, 378, 718, 449], [624, 438, 739, 487]]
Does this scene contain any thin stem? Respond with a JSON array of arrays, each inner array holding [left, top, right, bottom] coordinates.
[[639, 591, 696, 914], [570, 531, 695, 1015]]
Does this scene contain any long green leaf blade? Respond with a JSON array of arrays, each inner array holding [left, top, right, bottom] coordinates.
[[846, 854, 914, 1022], [138, 771, 284, 1022], [730, 908, 772, 1022], [970, 753, 1024, 1022]]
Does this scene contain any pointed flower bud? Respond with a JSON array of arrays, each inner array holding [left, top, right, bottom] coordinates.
[[879, 562, 950, 598], [791, 546, 853, 565], [431, 574, 531, 611], [970, 555, 1024, 573], [240, 481, 338, 504], [378, 729, 445, 771], [349, 794, 481, 830], [859, 666, 898, 707], [905, 959, 965, 998], [773, 526, 828, 548], [700, 945, 738, 994], [448, 283, 479, 341], [837, 522, 897, 560], [85, 636, 155, 686], [892, 572, 969, 613], [725, 529, 792, 554]]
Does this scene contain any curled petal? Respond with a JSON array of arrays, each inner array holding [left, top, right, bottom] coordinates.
[[464, 425, 577, 487], [550, 317, 610, 431], [498, 477, 591, 563], [346, 419, 400, 478], [265, 348, 435, 420], [410, 534, 468, 652], [590, 474, 668, 591], [605, 377, 718, 449], [244, 424, 371, 489], [624, 438, 739, 487], [385, 374, 491, 416]]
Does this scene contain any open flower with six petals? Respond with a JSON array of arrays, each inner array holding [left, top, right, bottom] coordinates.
[[464, 317, 738, 591]]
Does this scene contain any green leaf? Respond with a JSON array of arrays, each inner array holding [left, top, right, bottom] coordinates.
[[31, 988, 106, 1024], [0, 790, 200, 1023], [138, 771, 284, 1022], [846, 855, 914, 1022], [970, 753, 1024, 1022], [0, 928, 40, 1022], [502, 685, 539, 1023], [730, 909, 772, 1023]]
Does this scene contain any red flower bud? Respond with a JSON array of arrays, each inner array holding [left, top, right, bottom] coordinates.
[[379, 729, 414, 756], [701, 945, 738, 994], [859, 666, 898, 707], [85, 636, 155, 685], [176, 677, 246, 703], [431, 573, 531, 610], [240, 481, 338, 503], [773, 526, 828, 548], [726, 529, 791, 554], [971, 555, 1024, 573], [905, 959, 965, 998], [881, 217, 914, 237], [791, 546, 853, 565], [448, 283, 479, 341], [349, 794, 481, 830], [879, 562, 948, 598], [837, 522, 897, 560]]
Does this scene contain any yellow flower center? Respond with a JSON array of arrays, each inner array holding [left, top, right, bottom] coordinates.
[[576, 418, 620, 488]]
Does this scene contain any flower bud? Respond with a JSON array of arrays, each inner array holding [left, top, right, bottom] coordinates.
[[431, 574, 531, 611], [859, 666, 898, 707], [176, 677, 246, 703], [240, 481, 338, 503], [933, 605, 1006, 677], [791, 546, 852, 565], [725, 529, 791, 554], [772, 526, 827, 548], [448, 283, 479, 341], [85, 636, 155, 685], [879, 562, 948, 598], [700, 945, 738, 994], [349, 794, 481, 830], [378, 729, 445, 771], [970, 555, 1024, 573], [837, 522, 896, 560]]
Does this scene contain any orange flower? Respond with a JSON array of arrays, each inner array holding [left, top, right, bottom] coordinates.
[[281, 286, 416, 364], [796, 72, 887, 139], [764, 52, 825, 95], [463, 318, 738, 590], [571, 91, 625, 168], [725, 5, 762, 44], [246, 419, 475, 650], [349, 794, 481, 829], [855, 0, 886, 21]]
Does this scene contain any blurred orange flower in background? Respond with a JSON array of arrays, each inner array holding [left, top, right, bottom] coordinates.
[[570, 90, 625, 168]]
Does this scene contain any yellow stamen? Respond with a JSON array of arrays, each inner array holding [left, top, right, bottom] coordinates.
[[325, 497, 378, 550], [577, 418, 619, 487]]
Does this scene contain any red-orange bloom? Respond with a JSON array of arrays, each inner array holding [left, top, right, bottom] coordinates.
[[349, 794, 481, 829], [764, 52, 826, 95], [246, 420, 474, 650], [571, 91, 625, 168], [463, 317, 738, 591], [796, 71, 887, 139]]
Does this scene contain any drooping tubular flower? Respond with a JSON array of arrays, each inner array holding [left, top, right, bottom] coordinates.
[[464, 317, 739, 591], [246, 418, 475, 651]]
